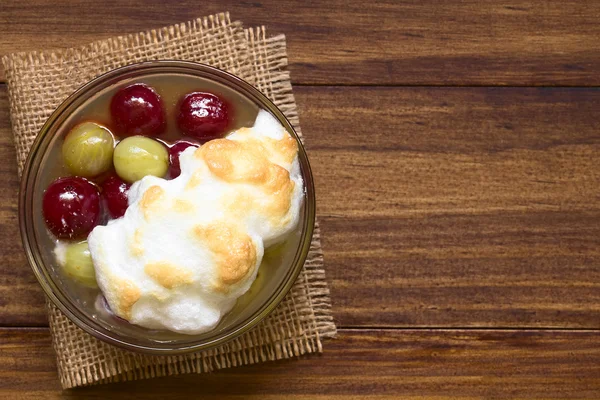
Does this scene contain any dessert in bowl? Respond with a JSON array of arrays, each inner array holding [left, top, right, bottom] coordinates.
[[20, 61, 315, 353]]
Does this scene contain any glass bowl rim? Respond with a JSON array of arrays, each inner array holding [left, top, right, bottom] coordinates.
[[18, 60, 316, 355]]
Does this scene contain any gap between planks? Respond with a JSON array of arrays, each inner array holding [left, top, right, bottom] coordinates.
[[3, 82, 600, 89], [1, 325, 599, 332]]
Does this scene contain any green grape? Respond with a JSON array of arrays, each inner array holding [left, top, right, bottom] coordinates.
[[60, 241, 98, 288], [113, 136, 169, 183], [62, 122, 115, 177]]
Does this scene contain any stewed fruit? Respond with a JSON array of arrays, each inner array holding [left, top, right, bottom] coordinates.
[[110, 83, 165, 137], [43, 177, 100, 239], [113, 136, 169, 183], [62, 122, 115, 177], [168, 141, 199, 178], [45, 85, 235, 239], [177, 92, 230, 141], [46, 83, 235, 243], [102, 175, 131, 218], [43, 79, 249, 297]]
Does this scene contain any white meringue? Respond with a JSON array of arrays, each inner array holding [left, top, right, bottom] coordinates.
[[85, 110, 302, 334]]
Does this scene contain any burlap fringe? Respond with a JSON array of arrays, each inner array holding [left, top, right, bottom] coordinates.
[[2, 13, 336, 389]]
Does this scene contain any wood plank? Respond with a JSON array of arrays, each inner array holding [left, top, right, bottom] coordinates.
[[0, 328, 599, 398], [2, 0, 600, 85], [2, 86, 600, 328], [299, 86, 600, 328]]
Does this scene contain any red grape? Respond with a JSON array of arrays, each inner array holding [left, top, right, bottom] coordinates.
[[42, 177, 100, 239], [110, 83, 165, 136], [102, 174, 131, 218], [177, 92, 230, 141], [169, 141, 199, 178]]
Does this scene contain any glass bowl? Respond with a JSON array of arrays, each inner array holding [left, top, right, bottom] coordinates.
[[19, 61, 315, 354]]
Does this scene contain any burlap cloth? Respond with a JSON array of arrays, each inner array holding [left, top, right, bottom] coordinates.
[[2, 12, 336, 389]]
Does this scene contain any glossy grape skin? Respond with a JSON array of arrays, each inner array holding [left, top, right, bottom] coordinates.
[[42, 177, 101, 239], [102, 174, 131, 218], [59, 241, 98, 288], [62, 122, 115, 177], [168, 141, 199, 178], [177, 92, 230, 141], [110, 83, 166, 136], [113, 136, 169, 183]]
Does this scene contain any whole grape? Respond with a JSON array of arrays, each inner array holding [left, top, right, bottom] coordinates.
[[102, 174, 130, 218], [113, 136, 169, 183], [43, 177, 100, 239], [62, 122, 115, 177], [58, 241, 98, 288], [177, 92, 230, 142], [110, 83, 166, 137]]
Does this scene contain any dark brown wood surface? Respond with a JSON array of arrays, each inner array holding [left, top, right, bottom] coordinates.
[[1, 0, 599, 398], [2, 0, 600, 85], [1, 328, 600, 399]]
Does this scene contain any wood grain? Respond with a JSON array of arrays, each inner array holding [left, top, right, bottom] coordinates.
[[1, 85, 600, 328], [3, 1, 600, 398], [303, 86, 600, 328], [2, 0, 600, 85], [1, 328, 599, 399]]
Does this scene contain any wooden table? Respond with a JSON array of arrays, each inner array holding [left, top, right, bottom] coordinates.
[[1, 1, 600, 398]]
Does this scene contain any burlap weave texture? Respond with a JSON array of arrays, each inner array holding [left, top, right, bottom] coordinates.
[[2, 12, 336, 389]]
